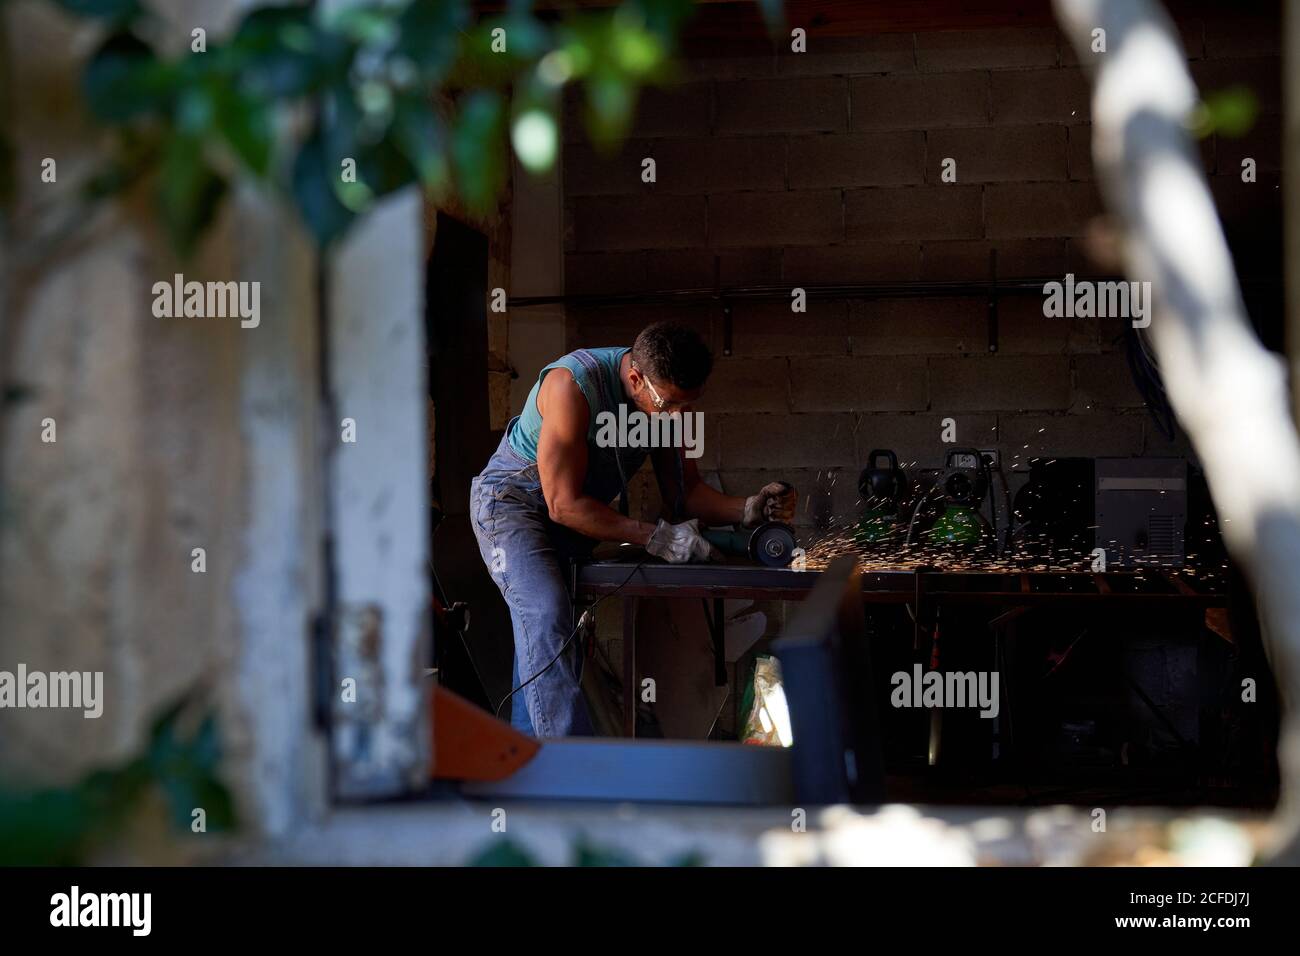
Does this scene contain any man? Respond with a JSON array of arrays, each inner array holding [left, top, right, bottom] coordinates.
[[470, 321, 798, 736]]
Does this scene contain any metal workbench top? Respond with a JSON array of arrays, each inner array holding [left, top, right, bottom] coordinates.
[[573, 560, 1226, 605]]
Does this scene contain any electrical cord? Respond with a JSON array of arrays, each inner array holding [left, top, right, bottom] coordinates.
[[705, 688, 731, 740], [494, 557, 647, 720], [428, 525, 491, 703], [1122, 324, 1176, 440], [904, 487, 933, 547]]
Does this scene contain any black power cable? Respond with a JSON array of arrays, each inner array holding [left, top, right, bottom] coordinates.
[[493, 558, 647, 721]]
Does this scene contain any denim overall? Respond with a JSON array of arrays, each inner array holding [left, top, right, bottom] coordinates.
[[469, 349, 648, 736]]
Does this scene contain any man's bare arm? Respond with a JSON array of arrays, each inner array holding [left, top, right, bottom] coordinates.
[[653, 446, 798, 527], [537, 368, 656, 545], [652, 448, 746, 525]]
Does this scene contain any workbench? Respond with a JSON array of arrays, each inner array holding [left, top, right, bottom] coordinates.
[[572, 560, 1228, 738]]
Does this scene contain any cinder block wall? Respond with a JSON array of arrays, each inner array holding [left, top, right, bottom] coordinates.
[[561, 19, 1281, 531]]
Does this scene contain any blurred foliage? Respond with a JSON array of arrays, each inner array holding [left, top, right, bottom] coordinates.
[[1192, 84, 1259, 139], [41, 0, 708, 253], [0, 690, 236, 865], [467, 834, 705, 866]]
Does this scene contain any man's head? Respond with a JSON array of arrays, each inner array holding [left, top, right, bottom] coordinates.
[[628, 321, 713, 414]]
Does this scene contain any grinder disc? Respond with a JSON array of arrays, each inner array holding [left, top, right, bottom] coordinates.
[[749, 522, 799, 568]]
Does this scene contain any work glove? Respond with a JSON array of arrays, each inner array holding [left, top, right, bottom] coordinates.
[[742, 481, 798, 528], [646, 518, 722, 564]]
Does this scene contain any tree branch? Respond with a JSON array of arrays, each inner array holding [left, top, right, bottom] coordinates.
[[1054, 0, 1300, 860]]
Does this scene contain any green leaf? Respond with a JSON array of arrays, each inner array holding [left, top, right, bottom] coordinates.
[[157, 133, 228, 257], [467, 839, 539, 866], [451, 91, 507, 213], [214, 86, 274, 175], [50, 0, 142, 22], [1193, 85, 1259, 139], [668, 850, 706, 866], [572, 836, 639, 866], [584, 73, 635, 147], [752, 0, 784, 35], [354, 137, 418, 204], [83, 32, 176, 123], [396, 0, 470, 80], [392, 95, 449, 190], [630, 0, 696, 37], [292, 126, 356, 247], [229, 5, 336, 98]]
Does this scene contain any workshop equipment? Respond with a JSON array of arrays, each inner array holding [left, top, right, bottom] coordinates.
[[1095, 458, 1187, 567], [920, 448, 994, 552], [1011, 457, 1095, 563], [703, 521, 801, 568], [855, 449, 910, 546]]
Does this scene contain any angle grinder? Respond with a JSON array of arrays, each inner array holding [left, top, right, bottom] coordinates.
[[702, 522, 801, 568]]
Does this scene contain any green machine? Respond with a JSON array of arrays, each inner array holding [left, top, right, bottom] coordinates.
[[918, 447, 995, 553], [855, 449, 910, 547]]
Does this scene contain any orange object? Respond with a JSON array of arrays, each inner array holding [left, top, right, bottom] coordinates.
[[430, 685, 541, 781]]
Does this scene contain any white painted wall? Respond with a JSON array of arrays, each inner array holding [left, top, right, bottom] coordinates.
[[328, 191, 430, 797]]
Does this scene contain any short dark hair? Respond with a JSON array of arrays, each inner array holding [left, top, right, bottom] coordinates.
[[631, 321, 713, 391]]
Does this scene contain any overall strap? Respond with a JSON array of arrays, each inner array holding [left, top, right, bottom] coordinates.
[[569, 349, 630, 517]]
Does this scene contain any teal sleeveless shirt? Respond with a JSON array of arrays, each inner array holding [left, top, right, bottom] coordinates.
[[507, 347, 631, 463]]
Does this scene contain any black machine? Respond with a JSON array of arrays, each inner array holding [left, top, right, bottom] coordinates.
[[1011, 457, 1095, 563], [855, 449, 911, 546]]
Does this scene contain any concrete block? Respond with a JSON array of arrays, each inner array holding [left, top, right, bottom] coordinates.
[[716, 76, 848, 133], [849, 296, 985, 354], [921, 238, 1067, 280], [710, 189, 844, 247], [788, 131, 925, 188], [846, 185, 983, 241], [632, 83, 715, 136], [998, 412, 1144, 464], [571, 195, 707, 251], [1073, 352, 1147, 409], [565, 140, 658, 196], [929, 355, 1072, 410], [784, 242, 922, 283], [728, 300, 851, 356], [851, 72, 990, 129], [790, 355, 929, 411], [652, 137, 787, 193], [916, 27, 1058, 72], [855, 413, 1000, 469], [696, 356, 790, 413], [717, 412, 857, 468], [777, 33, 916, 76], [925, 126, 1067, 183], [991, 68, 1090, 124], [984, 181, 1103, 238]]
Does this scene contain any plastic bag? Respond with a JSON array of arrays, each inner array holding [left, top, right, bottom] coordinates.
[[741, 655, 793, 747]]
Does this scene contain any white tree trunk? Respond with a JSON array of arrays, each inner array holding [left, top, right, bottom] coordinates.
[[1054, 0, 1300, 861]]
